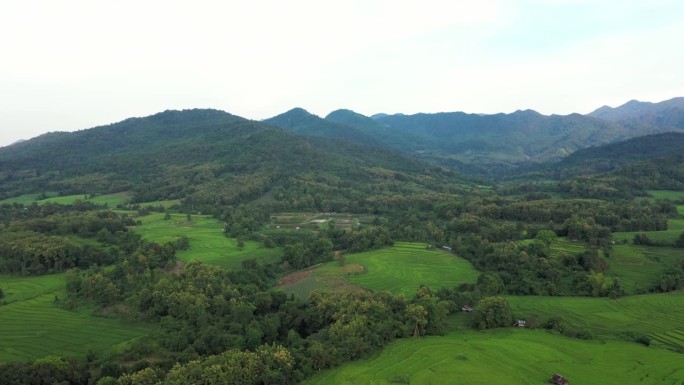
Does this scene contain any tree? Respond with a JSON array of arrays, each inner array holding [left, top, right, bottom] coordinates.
[[473, 296, 512, 329], [476, 273, 504, 296], [405, 303, 428, 337]]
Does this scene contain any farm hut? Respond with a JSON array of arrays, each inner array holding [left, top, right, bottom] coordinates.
[[550, 373, 569, 385], [461, 305, 473, 312], [515, 319, 526, 327]]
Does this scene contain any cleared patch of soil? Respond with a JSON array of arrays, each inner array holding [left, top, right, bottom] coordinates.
[[278, 269, 315, 286]]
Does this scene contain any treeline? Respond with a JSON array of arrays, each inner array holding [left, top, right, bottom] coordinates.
[[40, 239, 453, 385], [0, 204, 139, 275]]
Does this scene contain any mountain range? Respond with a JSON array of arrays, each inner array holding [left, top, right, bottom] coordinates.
[[262, 97, 684, 176], [1, 97, 683, 201]]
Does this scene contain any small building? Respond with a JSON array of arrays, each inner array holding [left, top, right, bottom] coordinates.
[[550, 373, 569, 385], [515, 319, 526, 327], [461, 305, 473, 312]]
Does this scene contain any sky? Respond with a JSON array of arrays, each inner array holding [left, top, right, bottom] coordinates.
[[1, 0, 683, 147]]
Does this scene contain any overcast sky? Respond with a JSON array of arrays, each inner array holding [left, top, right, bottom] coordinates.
[[1, 0, 683, 147]]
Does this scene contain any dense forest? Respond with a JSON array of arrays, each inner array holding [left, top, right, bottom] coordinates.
[[1, 106, 683, 384]]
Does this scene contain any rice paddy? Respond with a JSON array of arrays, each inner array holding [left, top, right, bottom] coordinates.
[[508, 291, 684, 351], [303, 329, 684, 385], [279, 242, 479, 298], [133, 212, 282, 270], [0, 274, 151, 362]]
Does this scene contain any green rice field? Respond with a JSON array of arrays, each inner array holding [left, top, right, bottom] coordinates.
[[508, 291, 684, 350], [0, 274, 151, 362], [613, 218, 684, 245], [303, 329, 684, 385], [345, 242, 480, 297], [648, 190, 684, 202], [608, 244, 684, 293], [0, 192, 131, 207], [134, 213, 282, 270], [280, 242, 479, 298]]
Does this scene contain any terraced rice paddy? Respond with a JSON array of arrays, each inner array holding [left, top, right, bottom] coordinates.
[[508, 291, 684, 350], [608, 244, 684, 293], [549, 237, 585, 257], [280, 242, 479, 298], [648, 190, 684, 202], [303, 329, 684, 385], [613, 218, 684, 245], [0, 274, 151, 362], [345, 242, 480, 297], [0, 192, 131, 207], [134, 213, 282, 270]]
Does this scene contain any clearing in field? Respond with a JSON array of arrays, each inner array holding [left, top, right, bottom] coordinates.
[[303, 329, 684, 385], [0, 274, 151, 362], [269, 212, 377, 231], [134, 212, 282, 270], [508, 291, 684, 351], [279, 242, 479, 298]]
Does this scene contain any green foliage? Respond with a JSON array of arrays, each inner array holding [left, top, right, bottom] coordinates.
[[473, 296, 512, 329]]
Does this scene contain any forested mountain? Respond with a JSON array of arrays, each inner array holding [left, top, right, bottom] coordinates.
[[0, 109, 464, 212], [263, 108, 380, 147], [553, 132, 684, 176], [372, 110, 678, 164], [588, 97, 684, 129], [269, 105, 682, 178]]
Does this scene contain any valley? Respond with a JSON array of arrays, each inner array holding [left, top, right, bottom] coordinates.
[[0, 102, 683, 384]]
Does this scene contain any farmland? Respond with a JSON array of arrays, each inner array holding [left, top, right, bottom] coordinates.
[[0, 274, 151, 362], [280, 242, 479, 298], [303, 329, 684, 385], [508, 291, 684, 351], [134, 212, 282, 270], [608, 244, 684, 293], [0, 192, 131, 207]]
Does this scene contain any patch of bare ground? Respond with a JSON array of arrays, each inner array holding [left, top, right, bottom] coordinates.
[[278, 269, 315, 286], [343, 263, 366, 276]]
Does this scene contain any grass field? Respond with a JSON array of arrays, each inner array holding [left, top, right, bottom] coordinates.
[[0, 192, 131, 207], [648, 190, 684, 202], [508, 291, 684, 351], [303, 329, 684, 385], [280, 242, 479, 298], [345, 242, 480, 297], [0, 274, 151, 362], [613, 218, 684, 245], [549, 237, 586, 257], [608, 244, 684, 293], [134, 213, 282, 270]]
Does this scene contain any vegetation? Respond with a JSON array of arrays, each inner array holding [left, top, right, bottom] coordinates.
[[0, 107, 683, 384], [302, 329, 684, 385]]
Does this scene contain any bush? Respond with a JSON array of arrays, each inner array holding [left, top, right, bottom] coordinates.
[[635, 335, 651, 346]]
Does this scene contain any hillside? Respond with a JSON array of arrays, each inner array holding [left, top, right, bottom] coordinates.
[[263, 108, 380, 147], [553, 132, 684, 176], [589, 97, 684, 129], [297, 107, 681, 178], [0, 109, 464, 211]]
